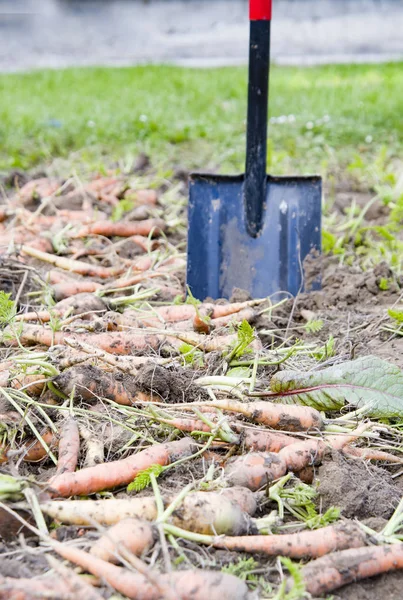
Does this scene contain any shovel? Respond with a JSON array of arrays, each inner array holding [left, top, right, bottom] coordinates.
[[186, 0, 322, 300]]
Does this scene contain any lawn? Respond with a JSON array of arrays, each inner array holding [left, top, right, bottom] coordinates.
[[0, 62, 402, 178]]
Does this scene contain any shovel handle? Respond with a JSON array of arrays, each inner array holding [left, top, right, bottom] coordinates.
[[250, 0, 272, 20], [244, 1, 271, 237]]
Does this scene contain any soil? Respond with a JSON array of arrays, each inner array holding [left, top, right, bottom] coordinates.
[[2, 171, 403, 600], [318, 451, 401, 520]]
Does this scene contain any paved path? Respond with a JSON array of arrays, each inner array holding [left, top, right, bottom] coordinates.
[[0, 0, 402, 71]]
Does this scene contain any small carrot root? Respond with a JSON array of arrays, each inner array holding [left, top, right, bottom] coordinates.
[[212, 520, 368, 559], [56, 417, 80, 476], [48, 437, 197, 497], [90, 518, 155, 563], [298, 543, 403, 597], [342, 445, 403, 463]]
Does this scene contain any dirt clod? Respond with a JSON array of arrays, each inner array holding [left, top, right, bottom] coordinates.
[[317, 451, 401, 520]]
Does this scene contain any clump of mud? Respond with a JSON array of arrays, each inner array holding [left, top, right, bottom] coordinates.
[[136, 363, 210, 403], [317, 451, 400, 520]]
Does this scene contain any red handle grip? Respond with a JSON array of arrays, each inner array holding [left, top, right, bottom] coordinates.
[[250, 0, 272, 20]]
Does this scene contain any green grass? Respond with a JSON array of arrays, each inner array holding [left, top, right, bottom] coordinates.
[[0, 63, 402, 176]]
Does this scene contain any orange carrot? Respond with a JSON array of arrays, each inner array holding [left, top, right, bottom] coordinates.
[[21, 245, 124, 278], [22, 430, 57, 463], [225, 424, 369, 490], [48, 437, 197, 497], [211, 307, 256, 328], [52, 281, 102, 300], [91, 518, 155, 563], [5, 371, 48, 396], [0, 574, 87, 600], [124, 188, 158, 205], [211, 520, 367, 559], [52, 539, 250, 600], [16, 293, 106, 323], [193, 314, 211, 335], [137, 300, 260, 327], [197, 398, 324, 432], [74, 218, 166, 239], [299, 543, 403, 597], [56, 417, 80, 476], [54, 365, 138, 406], [11, 326, 162, 355]]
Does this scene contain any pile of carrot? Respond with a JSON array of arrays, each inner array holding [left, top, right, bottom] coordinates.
[[2, 171, 403, 600]]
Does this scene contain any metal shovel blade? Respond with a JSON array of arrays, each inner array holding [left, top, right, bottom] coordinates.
[[186, 173, 322, 300]]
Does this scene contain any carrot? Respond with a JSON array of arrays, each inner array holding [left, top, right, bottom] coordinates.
[[16, 293, 106, 322], [52, 280, 102, 300], [137, 300, 261, 327], [3, 370, 48, 396], [56, 417, 80, 476], [225, 424, 369, 490], [236, 426, 300, 453], [21, 245, 124, 278], [91, 518, 155, 563], [155, 414, 299, 452], [74, 218, 166, 239], [21, 430, 57, 463], [52, 539, 250, 600], [211, 307, 256, 329], [169, 490, 256, 536], [41, 487, 257, 531], [124, 189, 158, 205], [41, 497, 160, 526], [48, 437, 197, 497], [193, 313, 211, 335], [0, 574, 79, 600], [211, 520, 368, 559], [196, 398, 324, 432], [168, 331, 262, 354], [342, 445, 403, 463], [12, 326, 162, 355], [47, 555, 105, 600], [298, 543, 403, 597], [54, 364, 138, 406]]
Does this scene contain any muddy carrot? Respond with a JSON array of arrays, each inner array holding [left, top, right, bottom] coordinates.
[[52, 281, 102, 300], [21, 245, 124, 278], [52, 539, 250, 600], [22, 430, 57, 463], [48, 437, 197, 497], [41, 487, 257, 529], [41, 497, 160, 526], [0, 574, 83, 600], [194, 398, 324, 432], [91, 518, 155, 563], [16, 293, 106, 322], [74, 218, 166, 239], [211, 520, 368, 559], [298, 543, 403, 597], [53, 364, 138, 406], [10, 326, 162, 355], [225, 424, 369, 490], [342, 445, 403, 463], [211, 307, 256, 329], [56, 417, 80, 476]]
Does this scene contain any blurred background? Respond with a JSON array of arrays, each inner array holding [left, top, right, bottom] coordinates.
[[1, 0, 403, 71]]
